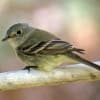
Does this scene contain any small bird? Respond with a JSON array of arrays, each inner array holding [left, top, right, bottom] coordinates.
[[2, 23, 100, 71]]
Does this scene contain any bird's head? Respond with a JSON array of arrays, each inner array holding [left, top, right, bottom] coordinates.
[[2, 23, 32, 48]]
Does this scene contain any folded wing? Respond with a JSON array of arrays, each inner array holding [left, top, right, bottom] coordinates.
[[17, 39, 85, 55]]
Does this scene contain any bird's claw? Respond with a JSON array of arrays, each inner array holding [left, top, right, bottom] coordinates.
[[23, 66, 38, 72]]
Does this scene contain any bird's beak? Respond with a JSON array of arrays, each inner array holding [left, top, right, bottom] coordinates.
[[2, 36, 10, 41]]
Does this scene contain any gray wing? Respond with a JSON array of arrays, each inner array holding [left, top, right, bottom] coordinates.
[[17, 38, 85, 55], [17, 28, 85, 55]]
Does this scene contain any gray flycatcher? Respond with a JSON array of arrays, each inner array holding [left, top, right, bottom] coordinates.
[[2, 23, 100, 71]]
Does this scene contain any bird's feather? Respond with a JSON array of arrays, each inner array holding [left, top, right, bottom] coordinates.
[[17, 38, 85, 55]]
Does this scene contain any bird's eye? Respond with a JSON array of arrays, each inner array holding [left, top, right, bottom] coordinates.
[[16, 30, 22, 35]]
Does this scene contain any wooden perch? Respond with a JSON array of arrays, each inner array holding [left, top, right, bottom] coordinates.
[[0, 62, 100, 91]]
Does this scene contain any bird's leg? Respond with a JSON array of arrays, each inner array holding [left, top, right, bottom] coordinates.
[[23, 66, 38, 72]]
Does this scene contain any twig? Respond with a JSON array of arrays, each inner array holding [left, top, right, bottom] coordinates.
[[0, 62, 100, 91]]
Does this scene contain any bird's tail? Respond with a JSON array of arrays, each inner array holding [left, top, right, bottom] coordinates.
[[67, 52, 100, 70]]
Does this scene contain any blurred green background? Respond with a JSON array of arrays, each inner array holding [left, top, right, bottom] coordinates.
[[0, 0, 100, 100]]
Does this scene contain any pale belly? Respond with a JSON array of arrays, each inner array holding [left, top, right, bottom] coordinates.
[[17, 52, 77, 71]]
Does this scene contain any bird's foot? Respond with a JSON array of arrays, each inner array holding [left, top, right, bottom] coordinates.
[[23, 66, 38, 72]]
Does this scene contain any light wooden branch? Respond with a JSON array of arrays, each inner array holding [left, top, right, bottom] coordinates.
[[0, 62, 100, 91]]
